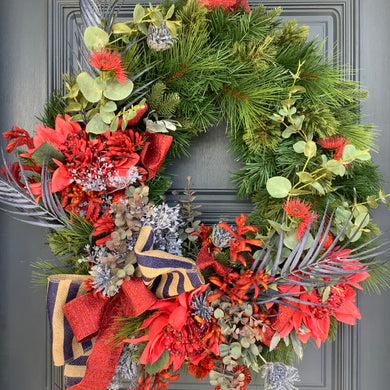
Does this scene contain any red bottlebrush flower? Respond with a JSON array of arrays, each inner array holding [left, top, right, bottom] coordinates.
[[199, 0, 250, 12], [218, 214, 263, 266], [318, 135, 349, 161], [296, 213, 318, 240], [283, 198, 312, 219], [3, 126, 34, 152], [89, 49, 127, 83]]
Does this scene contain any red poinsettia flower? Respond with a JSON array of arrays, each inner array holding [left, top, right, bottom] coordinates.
[[89, 48, 127, 83], [266, 249, 370, 347], [218, 214, 263, 266], [318, 135, 349, 161], [27, 114, 81, 154], [128, 284, 219, 371]]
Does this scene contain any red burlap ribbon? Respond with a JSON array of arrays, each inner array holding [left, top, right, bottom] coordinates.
[[140, 132, 173, 179], [63, 277, 157, 390], [196, 245, 232, 276]]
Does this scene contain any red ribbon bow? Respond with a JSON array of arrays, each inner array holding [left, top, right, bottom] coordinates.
[[140, 132, 173, 179], [63, 277, 157, 390]]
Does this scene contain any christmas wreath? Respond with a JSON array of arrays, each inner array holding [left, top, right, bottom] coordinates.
[[1, 0, 389, 389]]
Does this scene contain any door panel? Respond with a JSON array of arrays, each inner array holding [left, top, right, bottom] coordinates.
[[1, 1, 389, 389]]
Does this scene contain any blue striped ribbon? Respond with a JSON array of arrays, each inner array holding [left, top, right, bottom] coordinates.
[[134, 226, 205, 298]]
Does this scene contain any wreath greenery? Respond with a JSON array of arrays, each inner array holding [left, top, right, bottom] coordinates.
[[1, 0, 389, 389]]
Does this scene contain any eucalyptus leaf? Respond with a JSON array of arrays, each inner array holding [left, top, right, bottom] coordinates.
[[289, 85, 306, 94], [64, 102, 82, 113], [112, 22, 133, 34], [104, 78, 134, 101], [133, 4, 145, 23], [310, 181, 325, 195], [342, 144, 357, 160], [138, 23, 148, 35], [326, 159, 346, 176], [110, 116, 119, 132], [355, 212, 370, 228], [99, 109, 115, 124], [266, 176, 292, 198], [304, 140, 317, 158], [86, 113, 110, 134], [101, 101, 117, 112], [282, 128, 294, 138], [77, 72, 102, 103], [355, 149, 371, 161], [293, 141, 306, 153], [84, 26, 109, 51], [165, 4, 175, 19], [296, 171, 313, 183], [367, 195, 378, 208]]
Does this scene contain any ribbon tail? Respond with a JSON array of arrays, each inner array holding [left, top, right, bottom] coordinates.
[[66, 294, 125, 390]]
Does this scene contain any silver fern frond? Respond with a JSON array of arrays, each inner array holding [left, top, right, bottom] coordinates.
[[252, 205, 389, 306], [0, 151, 69, 229]]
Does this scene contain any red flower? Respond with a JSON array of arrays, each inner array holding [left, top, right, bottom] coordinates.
[[92, 208, 115, 245], [283, 198, 311, 219], [188, 355, 215, 380], [199, 0, 250, 12], [3, 126, 34, 152], [137, 369, 180, 390], [296, 213, 317, 240], [208, 269, 269, 305], [218, 214, 263, 266], [269, 250, 369, 347], [89, 49, 127, 83], [318, 135, 349, 161], [128, 285, 219, 371]]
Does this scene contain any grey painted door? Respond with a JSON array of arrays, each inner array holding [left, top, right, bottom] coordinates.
[[0, 1, 389, 389]]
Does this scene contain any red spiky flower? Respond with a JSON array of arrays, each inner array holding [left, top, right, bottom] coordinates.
[[318, 135, 349, 161], [283, 198, 312, 219], [89, 49, 127, 83]]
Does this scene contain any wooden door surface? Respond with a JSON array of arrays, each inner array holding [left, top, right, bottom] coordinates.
[[1, 1, 390, 389]]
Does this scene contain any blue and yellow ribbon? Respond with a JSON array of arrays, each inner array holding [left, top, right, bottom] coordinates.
[[135, 226, 205, 298]]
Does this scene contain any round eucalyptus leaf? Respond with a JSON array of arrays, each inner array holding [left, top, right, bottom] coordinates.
[[266, 176, 292, 198], [342, 144, 357, 160], [99, 109, 115, 124], [112, 22, 133, 34], [86, 113, 110, 134], [101, 101, 117, 112], [104, 78, 134, 101], [84, 26, 109, 51], [304, 140, 317, 158], [356, 150, 371, 161], [77, 72, 102, 103], [293, 141, 306, 153]]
